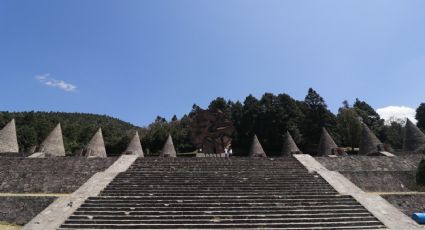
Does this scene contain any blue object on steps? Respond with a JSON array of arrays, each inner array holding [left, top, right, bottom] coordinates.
[[412, 213, 425, 224]]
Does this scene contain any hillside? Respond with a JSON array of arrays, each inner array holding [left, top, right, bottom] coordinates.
[[0, 111, 139, 156]]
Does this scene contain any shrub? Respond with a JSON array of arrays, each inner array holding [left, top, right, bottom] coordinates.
[[416, 158, 425, 186]]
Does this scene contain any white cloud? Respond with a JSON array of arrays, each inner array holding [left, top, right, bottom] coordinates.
[[35, 74, 77, 92], [377, 106, 416, 125]]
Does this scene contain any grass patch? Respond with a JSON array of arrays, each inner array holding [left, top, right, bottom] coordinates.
[[0, 221, 21, 230]]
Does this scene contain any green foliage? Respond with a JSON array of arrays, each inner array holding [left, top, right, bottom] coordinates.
[[0, 111, 137, 155], [231, 93, 304, 155], [416, 103, 425, 132], [382, 120, 404, 150], [353, 98, 385, 139], [337, 107, 362, 149], [141, 115, 196, 155], [299, 88, 337, 153], [416, 158, 425, 186], [0, 90, 411, 156]]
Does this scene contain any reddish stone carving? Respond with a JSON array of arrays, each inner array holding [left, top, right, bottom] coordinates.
[[190, 109, 234, 154]]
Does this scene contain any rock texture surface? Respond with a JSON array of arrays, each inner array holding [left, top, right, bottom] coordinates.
[[0, 196, 56, 225], [281, 131, 301, 156], [123, 132, 144, 157], [403, 118, 425, 152], [160, 135, 176, 157], [82, 128, 107, 158], [317, 128, 338, 156], [23, 155, 137, 230], [249, 135, 267, 157], [0, 158, 117, 193], [316, 155, 425, 192], [59, 157, 385, 229], [39, 123, 66, 157], [359, 123, 383, 155], [383, 194, 425, 218], [0, 119, 19, 153]]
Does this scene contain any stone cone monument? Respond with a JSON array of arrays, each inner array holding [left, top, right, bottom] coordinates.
[[0, 119, 19, 153], [317, 127, 338, 156], [249, 135, 267, 157], [403, 118, 425, 152], [83, 128, 107, 158], [281, 131, 302, 156], [124, 131, 144, 157], [160, 134, 176, 157], [359, 123, 383, 155], [39, 123, 66, 157]]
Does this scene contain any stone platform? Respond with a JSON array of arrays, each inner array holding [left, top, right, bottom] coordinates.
[[58, 157, 385, 229]]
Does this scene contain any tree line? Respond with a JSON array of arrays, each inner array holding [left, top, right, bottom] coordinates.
[[1, 88, 425, 156]]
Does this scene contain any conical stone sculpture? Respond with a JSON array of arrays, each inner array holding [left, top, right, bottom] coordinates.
[[359, 123, 383, 155], [317, 128, 338, 156], [124, 131, 144, 157], [403, 118, 425, 152], [281, 131, 302, 156], [0, 119, 19, 153], [160, 135, 176, 157], [39, 123, 66, 157], [83, 128, 107, 158], [249, 135, 267, 157]]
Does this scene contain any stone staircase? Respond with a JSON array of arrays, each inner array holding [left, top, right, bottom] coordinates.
[[59, 157, 386, 229]]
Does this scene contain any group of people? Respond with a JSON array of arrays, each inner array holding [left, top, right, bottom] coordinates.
[[198, 144, 233, 157], [224, 145, 233, 157]]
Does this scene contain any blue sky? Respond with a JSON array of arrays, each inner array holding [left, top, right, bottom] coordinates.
[[1, 0, 424, 126]]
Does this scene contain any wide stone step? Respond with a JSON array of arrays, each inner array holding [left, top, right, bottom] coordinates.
[[85, 197, 355, 203], [76, 205, 365, 212], [89, 194, 350, 200], [81, 201, 360, 208], [69, 212, 375, 220], [105, 184, 333, 191], [59, 221, 386, 229], [73, 208, 371, 216], [99, 192, 338, 196], [63, 216, 380, 224]]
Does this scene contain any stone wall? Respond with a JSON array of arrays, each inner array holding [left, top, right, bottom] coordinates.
[[0, 157, 117, 193], [316, 155, 423, 172], [315, 154, 424, 192], [383, 194, 425, 217], [0, 197, 56, 225]]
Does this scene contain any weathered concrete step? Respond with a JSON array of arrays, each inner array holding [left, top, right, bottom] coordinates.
[[114, 177, 321, 180], [111, 178, 326, 181], [100, 191, 337, 195], [107, 183, 331, 186], [63, 216, 380, 224], [76, 205, 365, 212], [85, 198, 356, 203], [88, 194, 353, 200], [115, 175, 316, 179], [59, 221, 386, 229], [104, 184, 332, 187], [69, 213, 375, 220], [109, 179, 328, 182], [99, 192, 339, 196], [81, 201, 360, 208], [59, 226, 386, 230], [102, 186, 334, 191], [73, 208, 371, 216], [125, 169, 307, 172]]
